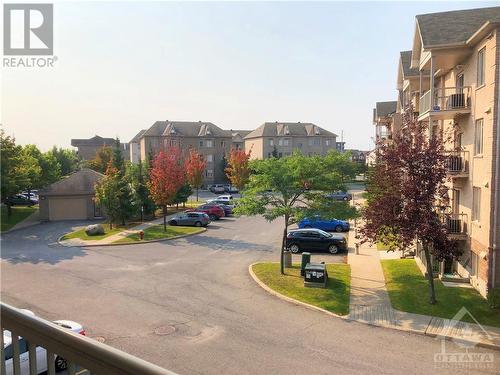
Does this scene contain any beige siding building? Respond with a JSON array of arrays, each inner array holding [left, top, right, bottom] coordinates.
[[244, 122, 337, 160], [71, 135, 129, 161], [138, 121, 232, 185], [372, 101, 399, 148], [385, 7, 500, 297]]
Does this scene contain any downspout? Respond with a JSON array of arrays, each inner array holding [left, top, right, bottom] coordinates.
[[492, 32, 500, 290]]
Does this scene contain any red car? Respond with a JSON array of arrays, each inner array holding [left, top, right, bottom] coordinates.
[[186, 204, 225, 221]]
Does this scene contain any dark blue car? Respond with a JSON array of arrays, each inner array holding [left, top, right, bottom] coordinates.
[[298, 215, 350, 232]]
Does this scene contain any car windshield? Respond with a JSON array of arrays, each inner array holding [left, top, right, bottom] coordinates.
[[315, 229, 332, 237]]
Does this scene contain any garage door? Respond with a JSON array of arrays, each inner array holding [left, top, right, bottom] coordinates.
[[49, 198, 87, 221]]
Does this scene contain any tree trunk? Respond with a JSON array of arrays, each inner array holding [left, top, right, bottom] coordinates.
[[109, 221, 112, 230], [280, 216, 289, 275], [6, 203, 12, 217], [423, 241, 437, 304], [196, 187, 199, 202], [140, 206, 143, 222], [163, 206, 167, 231]]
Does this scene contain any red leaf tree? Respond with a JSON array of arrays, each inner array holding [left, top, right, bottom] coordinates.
[[361, 108, 460, 304], [185, 149, 206, 201], [225, 148, 252, 191], [148, 148, 186, 231]]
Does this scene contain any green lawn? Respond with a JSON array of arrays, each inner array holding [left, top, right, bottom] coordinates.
[[381, 259, 500, 327], [114, 224, 204, 244], [61, 225, 129, 241], [252, 263, 351, 316], [1, 205, 38, 232]]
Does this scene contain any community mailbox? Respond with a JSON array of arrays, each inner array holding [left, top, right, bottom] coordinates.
[[304, 262, 328, 288]]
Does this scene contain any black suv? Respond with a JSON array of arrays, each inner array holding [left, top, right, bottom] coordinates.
[[286, 228, 347, 254]]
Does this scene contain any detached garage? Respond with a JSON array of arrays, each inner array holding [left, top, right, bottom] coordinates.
[[39, 169, 104, 221]]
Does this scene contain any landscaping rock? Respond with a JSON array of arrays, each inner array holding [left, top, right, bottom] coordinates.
[[85, 224, 105, 236]]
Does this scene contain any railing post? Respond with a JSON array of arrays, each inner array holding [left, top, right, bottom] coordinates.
[[0, 329, 5, 375], [28, 341, 37, 375], [12, 334, 20, 375]]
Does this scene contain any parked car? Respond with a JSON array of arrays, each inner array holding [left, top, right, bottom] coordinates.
[[186, 204, 225, 221], [3, 309, 85, 375], [325, 191, 352, 201], [209, 184, 226, 194], [5, 194, 37, 206], [168, 212, 210, 227], [286, 228, 348, 254], [298, 215, 350, 232], [21, 192, 39, 203], [217, 194, 233, 202], [224, 185, 239, 193], [206, 198, 235, 208], [215, 203, 233, 217]]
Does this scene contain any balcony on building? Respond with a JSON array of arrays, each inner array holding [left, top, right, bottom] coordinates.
[[1, 303, 175, 375], [444, 150, 469, 179], [418, 86, 471, 121], [440, 212, 468, 240]]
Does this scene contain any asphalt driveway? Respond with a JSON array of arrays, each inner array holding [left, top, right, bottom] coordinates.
[[1, 215, 498, 374]]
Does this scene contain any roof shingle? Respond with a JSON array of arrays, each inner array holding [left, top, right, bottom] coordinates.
[[244, 122, 337, 139]]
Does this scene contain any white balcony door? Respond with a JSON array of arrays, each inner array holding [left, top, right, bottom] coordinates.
[[452, 189, 460, 214]]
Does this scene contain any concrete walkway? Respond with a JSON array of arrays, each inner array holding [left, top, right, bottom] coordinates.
[[346, 226, 500, 349], [59, 215, 175, 246]]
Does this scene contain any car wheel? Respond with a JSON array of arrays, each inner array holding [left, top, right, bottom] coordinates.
[[170, 220, 177, 226], [195, 221, 202, 227], [335, 225, 343, 232], [328, 244, 339, 254], [55, 356, 67, 372], [289, 244, 300, 254], [209, 214, 217, 221]]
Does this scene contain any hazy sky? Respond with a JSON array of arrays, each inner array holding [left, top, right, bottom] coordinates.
[[2, 1, 498, 151]]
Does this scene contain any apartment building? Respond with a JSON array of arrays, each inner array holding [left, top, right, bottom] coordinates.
[[231, 130, 252, 151], [372, 101, 400, 148], [138, 121, 232, 185], [244, 122, 337, 160], [391, 7, 500, 297], [71, 135, 130, 161], [128, 129, 146, 164]]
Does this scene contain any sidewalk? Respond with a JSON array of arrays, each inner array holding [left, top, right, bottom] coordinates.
[[59, 215, 175, 246], [346, 228, 500, 349]]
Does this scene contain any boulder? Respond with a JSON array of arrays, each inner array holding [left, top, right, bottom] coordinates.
[[85, 224, 105, 236]]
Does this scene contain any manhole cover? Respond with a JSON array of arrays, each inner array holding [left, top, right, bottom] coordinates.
[[93, 336, 106, 343], [154, 325, 176, 336]]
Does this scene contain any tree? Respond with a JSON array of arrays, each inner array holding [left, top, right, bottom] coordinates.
[[18, 145, 42, 196], [148, 148, 186, 231], [185, 149, 206, 201], [219, 155, 230, 184], [235, 152, 358, 274], [271, 145, 279, 158], [225, 148, 252, 192], [127, 161, 156, 221], [361, 108, 460, 304], [172, 183, 193, 208], [86, 146, 113, 173], [49, 147, 79, 176], [111, 139, 135, 225], [1, 131, 25, 215], [94, 165, 121, 229], [39, 152, 61, 186]]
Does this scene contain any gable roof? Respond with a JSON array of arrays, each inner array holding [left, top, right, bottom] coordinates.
[[39, 168, 104, 196], [416, 7, 500, 48], [129, 129, 146, 143], [400, 51, 419, 78], [232, 130, 252, 143], [71, 135, 115, 147], [244, 122, 337, 140], [142, 121, 232, 138], [375, 101, 397, 118]]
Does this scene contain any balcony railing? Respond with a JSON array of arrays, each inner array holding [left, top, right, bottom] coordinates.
[[419, 87, 472, 116], [444, 150, 469, 177], [1, 303, 175, 375], [441, 213, 468, 237]]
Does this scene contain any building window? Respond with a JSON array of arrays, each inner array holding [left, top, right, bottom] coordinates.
[[477, 47, 485, 87], [199, 140, 203, 147], [220, 141, 226, 148], [472, 187, 481, 222], [278, 152, 283, 158], [269, 139, 274, 146], [474, 119, 483, 155], [205, 169, 213, 177], [325, 139, 331, 146], [206, 154, 213, 163], [314, 138, 321, 146], [471, 251, 478, 277], [206, 140, 213, 148]]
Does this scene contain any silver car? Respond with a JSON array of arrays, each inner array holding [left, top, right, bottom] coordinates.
[[168, 212, 210, 227]]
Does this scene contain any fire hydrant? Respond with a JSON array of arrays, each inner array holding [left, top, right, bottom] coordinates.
[[139, 230, 144, 241]]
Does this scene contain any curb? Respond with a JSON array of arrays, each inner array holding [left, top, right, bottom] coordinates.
[[57, 227, 207, 248], [248, 262, 500, 351]]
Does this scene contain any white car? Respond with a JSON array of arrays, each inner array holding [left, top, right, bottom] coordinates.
[[217, 194, 233, 202], [3, 310, 85, 374]]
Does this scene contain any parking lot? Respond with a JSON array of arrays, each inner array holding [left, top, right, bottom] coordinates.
[[1, 207, 496, 374]]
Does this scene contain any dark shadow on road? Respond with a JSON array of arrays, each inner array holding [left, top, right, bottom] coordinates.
[[181, 234, 274, 252], [0, 221, 93, 265]]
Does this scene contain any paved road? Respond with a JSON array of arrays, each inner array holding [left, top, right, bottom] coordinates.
[[1, 216, 498, 374]]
